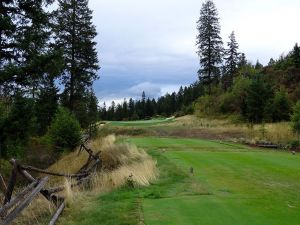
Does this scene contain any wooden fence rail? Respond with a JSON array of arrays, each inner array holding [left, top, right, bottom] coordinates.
[[0, 128, 102, 225], [0, 177, 48, 225]]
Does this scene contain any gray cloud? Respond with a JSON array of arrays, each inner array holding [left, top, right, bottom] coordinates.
[[89, 0, 300, 102]]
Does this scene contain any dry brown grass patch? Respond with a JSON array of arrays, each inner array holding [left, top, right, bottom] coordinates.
[[11, 135, 158, 224]]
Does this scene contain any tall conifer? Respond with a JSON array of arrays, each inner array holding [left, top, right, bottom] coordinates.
[[54, 0, 99, 111], [196, 0, 223, 94], [223, 31, 240, 90]]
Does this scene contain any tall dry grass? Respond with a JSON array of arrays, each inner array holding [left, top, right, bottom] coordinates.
[[173, 115, 296, 145], [12, 135, 158, 224]]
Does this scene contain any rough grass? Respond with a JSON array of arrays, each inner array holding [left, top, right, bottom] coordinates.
[[107, 115, 296, 145], [10, 135, 157, 225], [109, 117, 175, 127], [154, 115, 296, 145]]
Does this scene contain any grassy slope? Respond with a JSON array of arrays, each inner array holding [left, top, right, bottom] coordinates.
[[109, 117, 174, 127], [59, 136, 300, 225]]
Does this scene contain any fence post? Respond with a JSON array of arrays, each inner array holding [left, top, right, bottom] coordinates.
[[3, 159, 18, 205]]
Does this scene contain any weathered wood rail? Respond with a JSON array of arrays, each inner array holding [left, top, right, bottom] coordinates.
[[0, 129, 102, 225]]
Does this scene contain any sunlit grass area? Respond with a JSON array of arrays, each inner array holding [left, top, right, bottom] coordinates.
[[108, 117, 175, 127]]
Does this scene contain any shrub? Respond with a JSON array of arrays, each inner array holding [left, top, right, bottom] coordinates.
[[219, 92, 236, 114], [182, 104, 194, 115], [195, 95, 218, 116], [291, 101, 300, 142], [48, 107, 81, 151]]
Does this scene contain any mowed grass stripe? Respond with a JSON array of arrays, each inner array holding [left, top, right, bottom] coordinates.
[[127, 137, 300, 225], [127, 137, 251, 151]]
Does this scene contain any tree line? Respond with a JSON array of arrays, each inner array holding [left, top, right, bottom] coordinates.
[[99, 82, 203, 121], [0, 0, 99, 157]]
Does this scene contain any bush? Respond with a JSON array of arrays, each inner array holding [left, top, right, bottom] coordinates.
[[195, 95, 218, 116], [48, 107, 81, 151], [182, 104, 194, 115], [291, 101, 300, 142], [219, 92, 236, 114]]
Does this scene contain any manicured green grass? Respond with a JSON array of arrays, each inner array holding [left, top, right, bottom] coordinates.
[[109, 118, 174, 127], [130, 137, 300, 225], [59, 137, 300, 225]]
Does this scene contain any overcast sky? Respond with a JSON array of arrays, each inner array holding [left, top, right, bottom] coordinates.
[[88, 0, 300, 105]]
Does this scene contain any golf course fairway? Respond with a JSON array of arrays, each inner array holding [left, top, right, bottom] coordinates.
[[60, 137, 300, 225], [129, 137, 300, 225]]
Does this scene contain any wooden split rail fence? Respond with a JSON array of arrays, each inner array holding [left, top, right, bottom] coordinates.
[[0, 133, 101, 225]]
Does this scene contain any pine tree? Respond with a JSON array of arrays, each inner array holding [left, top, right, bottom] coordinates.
[[1, 0, 59, 93], [35, 76, 59, 135], [87, 90, 98, 125], [141, 91, 146, 119], [255, 60, 263, 70], [128, 98, 135, 119], [292, 43, 300, 68], [268, 58, 275, 66], [223, 31, 239, 90], [100, 102, 107, 120], [196, 0, 223, 93], [272, 90, 290, 122], [177, 86, 184, 109], [238, 53, 247, 68], [16, 0, 55, 96], [0, 0, 17, 80], [54, 0, 99, 111], [245, 76, 273, 123], [122, 99, 128, 119]]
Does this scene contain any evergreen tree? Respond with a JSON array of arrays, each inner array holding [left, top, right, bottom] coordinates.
[[272, 90, 290, 122], [245, 76, 273, 123], [141, 91, 146, 119], [177, 86, 184, 109], [145, 98, 154, 118], [196, 0, 223, 93], [292, 43, 300, 68], [0, 0, 17, 80], [2, 92, 35, 156], [128, 98, 135, 119], [16, 0, 58, 96], [223, 31, 239, 90], [238, 53, 247, 69], [122, 99, 128, 119], [268, 58, 275, 66], [87, 90, 98, 124], [108, 101, 115, 120], [54, 0, 99, 111], [100, 102, 107, 120], [255, 60, 263, 70], [115, 104, 123, 121], [35, 76, 59, 135]]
